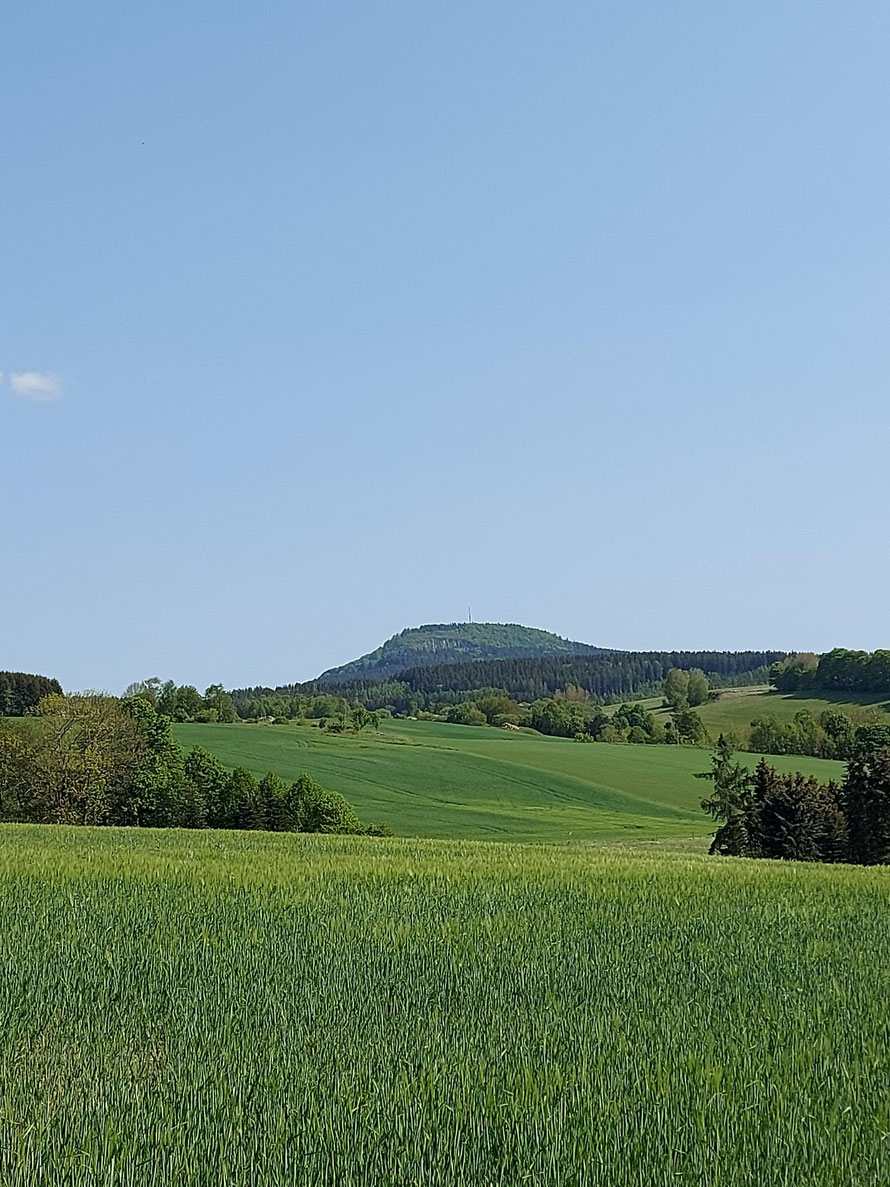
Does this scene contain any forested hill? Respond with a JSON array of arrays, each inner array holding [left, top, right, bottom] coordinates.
[[234, 646, 786, 715], [315, 622, 607, 685], [391, 650, 785, 703]]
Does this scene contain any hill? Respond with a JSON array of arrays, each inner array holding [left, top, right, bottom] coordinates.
[[233, 626, 785, 713], [173, 718, 843, 842], [314, 622, 606, 685]]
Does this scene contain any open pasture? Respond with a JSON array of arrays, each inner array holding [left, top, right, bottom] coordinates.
[[693, 686, 890, 740], [174, 718, 844, 842], [0, 825, 886, 1185]]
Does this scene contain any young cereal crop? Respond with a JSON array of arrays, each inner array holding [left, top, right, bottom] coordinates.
[[0, 825, 886, 1185]]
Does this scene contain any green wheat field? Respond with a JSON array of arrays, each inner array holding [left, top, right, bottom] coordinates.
[[0, 825, 887, 1185]]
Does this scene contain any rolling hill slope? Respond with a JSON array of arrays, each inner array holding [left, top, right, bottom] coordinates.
[[174, 718, 844, 843], [695, 686, 890, 739]]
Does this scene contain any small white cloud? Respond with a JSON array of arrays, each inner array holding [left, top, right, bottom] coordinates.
[[0, 371, 4, 385], [10, 371, 62, 401]]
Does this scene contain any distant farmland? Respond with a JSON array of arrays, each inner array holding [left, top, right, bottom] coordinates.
[[174, 717, 844, 842]]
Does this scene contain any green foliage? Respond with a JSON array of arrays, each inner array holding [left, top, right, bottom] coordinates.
[[235, 646, 783, 715], [749, 710, 890, 762], [685, 669, 709, 707], [663, 668, 689, 709], [0, 827, 886, 1183], [446, 702, 487, 726], [0, 695, 370, 836], [131, 679, 235, 725], [202, 684, 237, 724], [697, 736, 753, 856], [670, 706, 709, 746], [844, 748, 890, 865], [604, 702, 660, 741], [473, 692, 520, 724], [385, 650, 781, 708], [121, 696, 186, 827], [227, 767, 262, 830], [0, 694, 146, 825], [746, 761, 847, 863], [699, 740, 890, 865], [526, 698, 585, 738], [0, 672, 63, 716], [288, 773, 364, 834], [772, 648, 890, 695], [770, 653, 820, 691], [175, 685, 205, 721]]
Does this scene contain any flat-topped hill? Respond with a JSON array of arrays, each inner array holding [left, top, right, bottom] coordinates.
[[315, 622, 606, 685]]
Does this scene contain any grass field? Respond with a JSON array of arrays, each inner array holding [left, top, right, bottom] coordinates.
[[693, 686, 890, 739], [174, 719, 845, 843], [619, 686, 889, 746], [0, 825, 886, 1185]]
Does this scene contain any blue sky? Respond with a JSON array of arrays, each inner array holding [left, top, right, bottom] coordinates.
[[3, 1, 888, 692]]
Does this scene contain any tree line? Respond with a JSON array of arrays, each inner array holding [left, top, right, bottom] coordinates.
[[700, 735, 890, 864], [237, 650, 782, 715], [430, 670, 713, 745], [0, 672, 63, 716], [124, 678, 239, 723], [748, 710, 890, 762], [229, 669, 717, 747], [771, 649, 890, 695], [0, 694, 385, 834]]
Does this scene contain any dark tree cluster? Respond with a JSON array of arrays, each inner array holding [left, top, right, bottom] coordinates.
[[0, 694, 384, 835], [0, 671, 63, 716], [749, 710, 890, 761], [250, 651, 783, 717], [396, 650, 779, 704], [699, 736, 890, 864], [771, 649, 890, 695]]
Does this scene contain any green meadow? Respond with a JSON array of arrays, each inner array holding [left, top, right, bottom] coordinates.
[[174, 718, 844, 842], [694, 685, 890, 738], [0, 826, 886, 1186]]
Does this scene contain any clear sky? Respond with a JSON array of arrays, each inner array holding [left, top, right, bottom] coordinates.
[[2, 1, 888, 693]]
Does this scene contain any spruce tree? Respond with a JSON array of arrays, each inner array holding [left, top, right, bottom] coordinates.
[[697, 737, 752, 856]]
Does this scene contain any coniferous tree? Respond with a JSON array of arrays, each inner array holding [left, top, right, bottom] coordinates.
[[0, 672, 63, 716], [697, 737, 753, 856], [748, 762, 846, 862], [844, 748, 890, 865], [258, 772, 291, 831]]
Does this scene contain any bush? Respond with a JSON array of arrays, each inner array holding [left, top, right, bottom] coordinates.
[[288, 774, 364, 834], [446, 702, 487, 726]]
